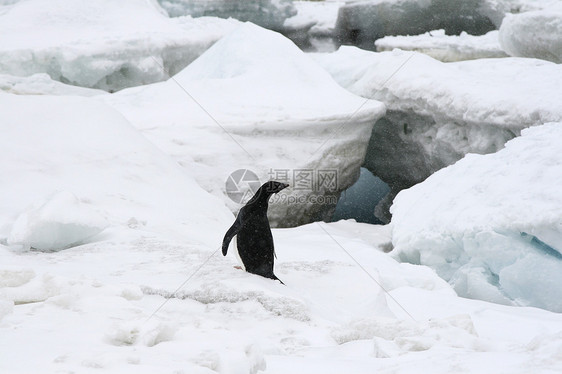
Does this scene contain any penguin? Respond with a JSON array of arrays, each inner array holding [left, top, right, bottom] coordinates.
[[222, 181, 289, 284]]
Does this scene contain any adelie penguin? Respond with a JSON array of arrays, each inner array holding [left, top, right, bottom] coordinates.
[[222, 181, 289, 284]]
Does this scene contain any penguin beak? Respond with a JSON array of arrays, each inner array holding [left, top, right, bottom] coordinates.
[[278, 183, 289, 193]]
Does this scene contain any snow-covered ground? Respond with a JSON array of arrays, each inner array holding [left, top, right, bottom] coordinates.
[[2, 2, 562, 373], [3, 214, 562, 373], [375, 30, 508, 61]]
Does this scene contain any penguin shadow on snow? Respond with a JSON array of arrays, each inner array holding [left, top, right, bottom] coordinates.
[[222, 181, 289, 285]]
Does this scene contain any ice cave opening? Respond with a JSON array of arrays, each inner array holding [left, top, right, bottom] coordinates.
[[332, 167, 390, 225]]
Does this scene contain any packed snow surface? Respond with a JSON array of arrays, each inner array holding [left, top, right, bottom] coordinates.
[[8, 191, 109, 252], [284, 0, 343, 36], [499, 4, 562, 63], [391, 122, 562, 312], [0, 0, 240, 91], [375, 29, 508, 61], [3, 215, 562, 373], [104, 23, 386, 227]]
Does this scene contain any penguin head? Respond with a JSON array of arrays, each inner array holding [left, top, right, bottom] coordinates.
[[263, 180, 289, 195]]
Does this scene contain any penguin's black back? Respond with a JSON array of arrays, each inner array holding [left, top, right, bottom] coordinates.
[[236, 204, 275, 277], [222, 181, 288, 283]]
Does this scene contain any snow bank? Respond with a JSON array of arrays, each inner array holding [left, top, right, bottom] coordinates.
[[0, 73, 108, 96], [499, 5, 562, 63], [0, 298, 13, 322], [0, 93, 232, 248], [104, 23, 385, 227], [8, 191, 108, 251], [334, 0, 501, 50], [313, 47, 562, 221], [391, 123, 562, 312], [158, 0, 296, 30], [0, 0, 240, 91], [375, 30, 508, 61]]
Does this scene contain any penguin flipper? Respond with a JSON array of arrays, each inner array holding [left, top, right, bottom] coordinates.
[[222, 217, 242, 256]]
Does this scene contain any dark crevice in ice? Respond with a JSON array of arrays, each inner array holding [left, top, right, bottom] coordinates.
[[331, 167, 390, 225]]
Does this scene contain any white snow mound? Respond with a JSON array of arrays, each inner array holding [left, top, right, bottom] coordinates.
[[8, 191, 108, 251], [104, 23, 386, 227], [0, 92, 232, 247], [499, 5, 562, 63], [390, 122, 562, 312]]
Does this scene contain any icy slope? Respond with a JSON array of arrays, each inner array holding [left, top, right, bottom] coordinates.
[[313, 47, 562, 220], [0, 0, 240, 91], [0, 92, 232, 250], [391, 122, 562, 312], [104, 23, 386, 227], [499, 4, 562, 63]]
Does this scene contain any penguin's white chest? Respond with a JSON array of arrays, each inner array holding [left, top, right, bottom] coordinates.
[[231, 236, 246, 271]]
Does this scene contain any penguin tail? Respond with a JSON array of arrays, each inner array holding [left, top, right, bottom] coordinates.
[[269, 273, 284, 285]]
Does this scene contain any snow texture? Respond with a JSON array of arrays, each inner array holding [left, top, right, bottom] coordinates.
[[313, 47, 562, 221], [3, 219, 562, 373], [499, 4, 562, 63], [0, 0, 241, 91], [0, 93, 233, 249], [391, 122, 562, 312], [376, 29, 508, 61], [103, 23, 386, 227], [158, 0, 296, 30], [8, 191, 109, 252]]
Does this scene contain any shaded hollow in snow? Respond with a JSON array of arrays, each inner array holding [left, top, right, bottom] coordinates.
[[332, 168, 390, 225]]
